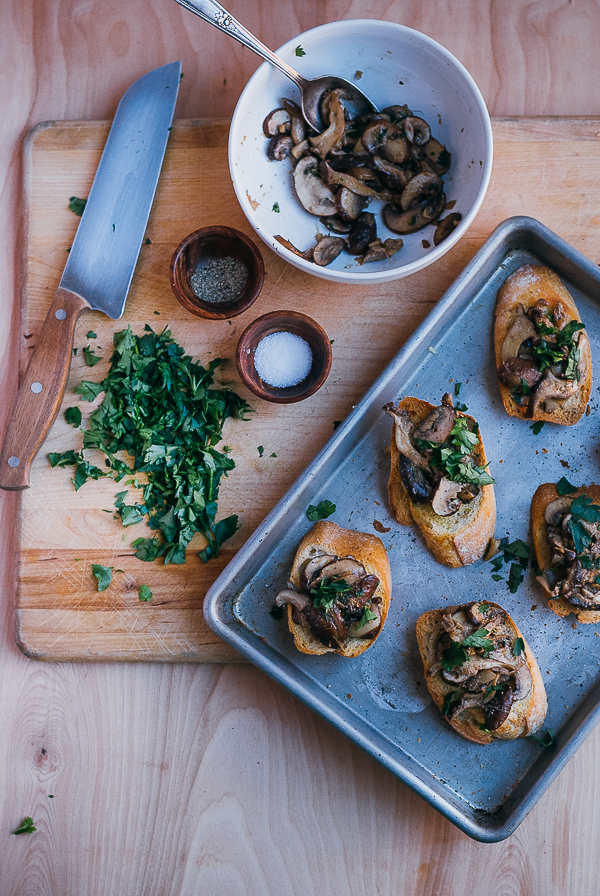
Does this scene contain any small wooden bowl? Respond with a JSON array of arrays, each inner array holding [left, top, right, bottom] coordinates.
[[236, 311, 332, 404], [169, 225, 265, 319]]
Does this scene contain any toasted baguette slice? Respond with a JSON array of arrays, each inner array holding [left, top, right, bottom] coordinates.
[[416, 601, 547, 745], [494, 264, 592, 424], [387, 397, 496, 567], [531, 482, 600, 623], [286, 520, 392, 657]]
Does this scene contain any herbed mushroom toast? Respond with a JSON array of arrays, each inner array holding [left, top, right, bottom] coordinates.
[[384, 394, 496, 567], [494, 264, 592, 424], [274, 520, 392, 657], [416, 601, 547, 745], [263, 94, 460, 266], [532, 482, 600, 623]]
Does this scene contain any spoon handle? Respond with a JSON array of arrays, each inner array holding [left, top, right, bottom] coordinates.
[[174, 0, 305, 90]]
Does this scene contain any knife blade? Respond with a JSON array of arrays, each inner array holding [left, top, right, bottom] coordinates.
[[0, 61, 181, 490]]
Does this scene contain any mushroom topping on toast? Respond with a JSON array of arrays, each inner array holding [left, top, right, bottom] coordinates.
[[494, 265, 592, 425], [416, 601, 547, 744]]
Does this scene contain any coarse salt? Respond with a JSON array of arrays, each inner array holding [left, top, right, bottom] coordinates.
[[254, 331, 313, 388]]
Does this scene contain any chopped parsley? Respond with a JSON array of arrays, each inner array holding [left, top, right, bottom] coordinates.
[[441, 627, 494, 671], [528, 728, 555, 747], [86, 330, 97, 339], [64, 406, 82, 427], [416, 417, 494, 487], [488, 538, 530, 592], [12, 817, 36, 835], [49, 326, 252, 565], [295, 45, 306, 56], [556, 476, 577, 495], [257, 445, 264, 457], [91, 564, 113, 592], [310, 578, 352, 613], [568, 495, 600, 554], [68, 196, 87, 216], [83, 345, 103, 367], [358, 606, 378, 628], [441, 690, 461, 716], [269, 604, 284, 621], [512, 637, 525, 657], [461, 628, 494, 651], [272, 202, 280, 213], [307, 499, 336, 521], [530, 421, 545, 435], [138, 584, 153, 602]]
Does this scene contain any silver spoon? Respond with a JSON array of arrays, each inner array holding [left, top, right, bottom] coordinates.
[[173, 0, 378, 131]]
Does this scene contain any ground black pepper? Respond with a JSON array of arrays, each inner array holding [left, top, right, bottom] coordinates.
[[190, 256, 248, 304]]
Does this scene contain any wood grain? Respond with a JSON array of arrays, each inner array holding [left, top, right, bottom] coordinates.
[[4, 2, 600, 893]]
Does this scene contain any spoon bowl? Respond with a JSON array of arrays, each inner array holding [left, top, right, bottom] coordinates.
[[172, 0, 376, 131]]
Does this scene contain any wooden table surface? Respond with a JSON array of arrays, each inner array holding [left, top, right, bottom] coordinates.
[[3, 2, 600, 893]]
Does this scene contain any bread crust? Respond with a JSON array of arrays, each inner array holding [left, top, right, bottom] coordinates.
[[287, 520, 392, 657], [387, 397, 496, 567], [531, 482, 600, 623], [416, 602, 548, 744], [494, 264, 592, 425]]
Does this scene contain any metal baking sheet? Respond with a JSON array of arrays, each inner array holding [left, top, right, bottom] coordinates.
[[204, 216, 600, 842]]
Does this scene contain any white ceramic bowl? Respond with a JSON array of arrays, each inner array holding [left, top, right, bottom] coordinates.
[[228, 19, 493, 284]]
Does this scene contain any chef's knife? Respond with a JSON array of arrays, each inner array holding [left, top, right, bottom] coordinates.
[[0, 61, 181, 490]]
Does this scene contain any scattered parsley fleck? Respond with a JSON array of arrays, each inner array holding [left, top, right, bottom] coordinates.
[[530, 421, 545, 435], [333, 421, 342, 430], [92, 564, 113, 592], [138, 584, 153, 602], [86, 330, 97, 339], [144, 238, 152, 245], [270, 452, 277, 458], [454, 382, 462, 396], [64, 406, 82, 427], [272, 202, 280, 213], [295, 45, 306, 56], [68, 196, 87, 216], [73, 347, 78, 355], [307, 499, 336, 521], [12, 817, 36, 835], [269, 604, 284, 621], [441, 690, 460, 716], [257, 446, 264, 457]]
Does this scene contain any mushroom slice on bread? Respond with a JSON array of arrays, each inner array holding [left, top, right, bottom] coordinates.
[[532, 482, 600, 623], [274, 520, 392, 657], [383, 394, 496, 567], [416, 601, 547, 744], [494, 264, 592, 425]]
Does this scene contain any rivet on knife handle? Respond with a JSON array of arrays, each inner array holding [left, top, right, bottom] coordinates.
[[0, 286, 89, 490]]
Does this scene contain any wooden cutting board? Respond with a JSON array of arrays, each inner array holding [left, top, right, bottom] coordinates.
[[16, 117, 600, 662]]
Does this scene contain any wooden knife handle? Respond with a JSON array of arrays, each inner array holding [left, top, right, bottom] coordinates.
[[0, 286, 90, 490]]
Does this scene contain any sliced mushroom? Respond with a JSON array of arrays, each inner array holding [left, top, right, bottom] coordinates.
[[302, 604, 347, 647], [321, 162, 393, 201], [530, 370, 581, 416], [282, 98, 307, 145], [348, 606, 381, 638], [463, 668, 501, 693], [319, 215, 352, 234], [484, 684, 514, 730], [313, 236, 345, 266], [513, 662, 532, 702], [267, 134, 294, 161], [398, 454, 432, 503], [274, 589, 310, 610], [293, 156, 337, 216], [448, 692, 486, 722], [496, 357, 543, 390], [400, 171, 443, 212], [423, 138, 451, 174], [361, 120, 404, 157], [383, 403, 430, 470], [403, 116, 431, 146], [382, 194, 445, 234], [263, 107, 291, 137], [309, 89, 347, 158], [500, 304, 536, 362], [302, 553, 338, 587], [370, 156, 413, 192], [544, 496, 573, 526], [310, 557, 366, 587], [431, 478, 463, 516], [433, 212, 462, 246], [359, 238, 403, 264], [335, 186, 367, 222], [381, 104, 412, 122], [290, 139, 310, 160], [346, 212, 377, 255], [413, 402, 456, 444], [442, 658, 516, 684]]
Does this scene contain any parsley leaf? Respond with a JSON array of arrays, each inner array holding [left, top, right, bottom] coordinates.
[[307, 499, 336, 521], [91, 564, 113, 592], [310, 578, 352, 612], [68, 196, 87, 216], [441, 641, 468, 671], [86, 330, 97, 339], [270, 604, 284, 621], [508, 562, 525, 593], [64, 406, 82, 427], [257, 445, 264, 457], [12, 816, 36, 835], [570, 494, 600, 523], [138, 584, 153, 602], [556, 476, 577, 495], [295, 45, 306, 56], [512, 637, 525, 656], [358, 606, 378, 628], [272, 202, 280, 213], [441, 690, 461, 716], [528, 728, 555, 747], [530, 421, 545, 435], [461, 628, 494, 651], [83, 345, 103, 367]]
